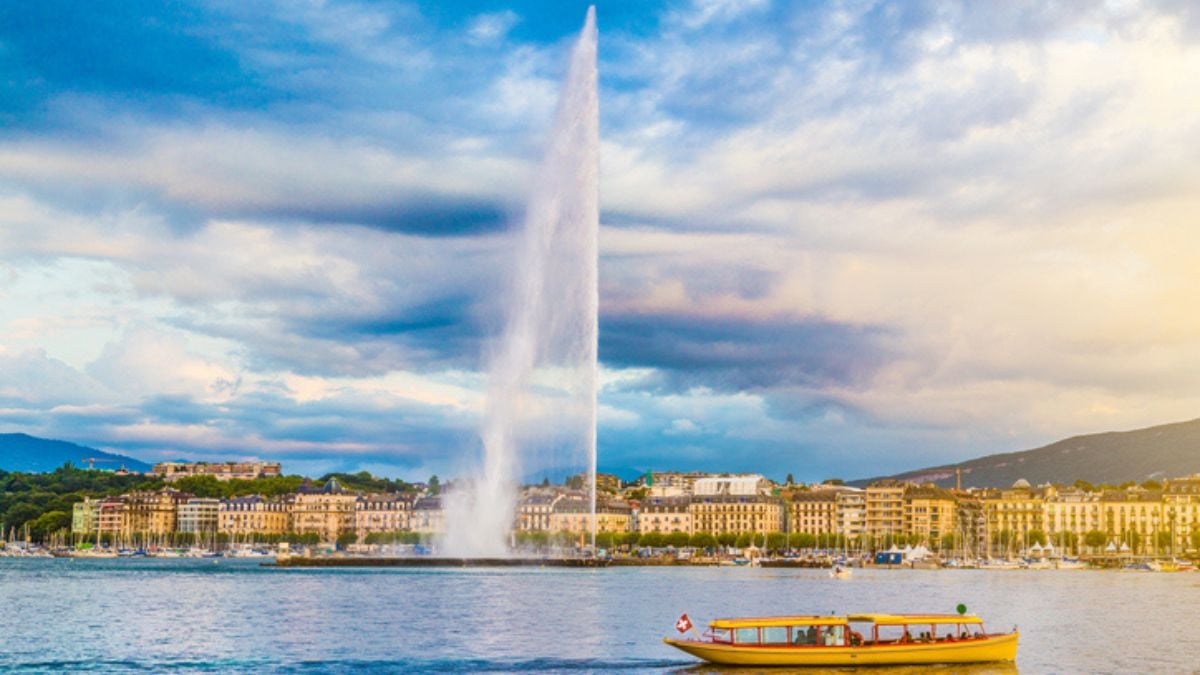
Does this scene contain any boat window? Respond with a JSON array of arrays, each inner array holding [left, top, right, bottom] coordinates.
[[733, 627, 759, 644], [710, 628, 732, 643], [876, 625, 908, 643], [822, 625, 845, 646], [761, 626, 788, 644]]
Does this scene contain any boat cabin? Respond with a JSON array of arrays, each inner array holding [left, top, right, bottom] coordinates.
[[705, 614, 990, 648]]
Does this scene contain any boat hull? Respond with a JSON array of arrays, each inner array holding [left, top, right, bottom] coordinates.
[[664, 632, 1018, 666]]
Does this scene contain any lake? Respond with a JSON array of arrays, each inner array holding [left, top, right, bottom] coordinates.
[[1, 558, 1196, 673]]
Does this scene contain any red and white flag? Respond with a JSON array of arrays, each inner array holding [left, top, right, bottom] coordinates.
[[675, 613, 693, 633]]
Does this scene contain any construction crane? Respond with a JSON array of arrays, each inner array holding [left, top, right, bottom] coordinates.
[[82, 457, 117, 470]]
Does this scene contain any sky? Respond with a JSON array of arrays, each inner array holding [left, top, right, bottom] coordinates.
[[2, 0, 1199, 482]]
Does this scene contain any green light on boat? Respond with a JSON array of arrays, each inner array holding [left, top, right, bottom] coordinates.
[[956, 603, 967, 615]]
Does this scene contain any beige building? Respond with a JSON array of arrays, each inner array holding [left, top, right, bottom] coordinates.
[[411, 496, 445, 534], [903, 485, 957, 547], [219, 495, 290, 537], [787, 490, 840, 536], [550, 499, 633, 534], [637, 496, 692, 534], [981, 479, 1046, 553], [835, 490, 867, 541], [689, 495, 784, 536], [1099, 489, 1164, 554], [124, 489, 190, 537], [355, 494, 413, 538], [177, 498, 221, 535], [865, 482, 905, 540], [517, 492, 561, 532], [291, 479, 357, 542]]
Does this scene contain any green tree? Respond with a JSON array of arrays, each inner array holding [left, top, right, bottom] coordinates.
[[1026, 529, 1048, 547], [690, 532, 716, 549], [1190, 529, 1200, 551], [1084, 530, 1108, 551], [639, 532, 665, 548], [29, 510, 70, 540], [427, 475, 440, 495], [939, 533, 957, 552], [595, 531, 615, 549], [335, 531, 358, 549], [785, 473, 795, 486], [734, 533, 752, 548], [789, 532, 816, 549], [717, 532, 737, 547], [766, 532, 787, 552], [618, 531, 641, 547], [1155, 531, 1173, 552], [665, 531, 690, 548]]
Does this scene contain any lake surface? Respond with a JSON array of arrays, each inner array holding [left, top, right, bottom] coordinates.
[[1, 558, 1197, 673]]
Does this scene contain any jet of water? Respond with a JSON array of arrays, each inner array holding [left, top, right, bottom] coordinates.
[[443, 7, 598, 557]]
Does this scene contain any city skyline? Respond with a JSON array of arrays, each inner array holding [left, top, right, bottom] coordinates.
[[2, 1, 1199, 481]]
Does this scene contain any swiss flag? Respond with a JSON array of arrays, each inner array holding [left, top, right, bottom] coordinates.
[[675, 613, 693, 633]]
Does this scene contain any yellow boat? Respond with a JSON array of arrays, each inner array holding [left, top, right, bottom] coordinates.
[[664, 613, 1018, 666]]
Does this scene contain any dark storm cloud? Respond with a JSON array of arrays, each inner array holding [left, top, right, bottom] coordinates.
[[601, 314, 893, 391], [246, 197, 512, 237]]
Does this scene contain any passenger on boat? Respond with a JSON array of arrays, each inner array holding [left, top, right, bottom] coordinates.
[[849, 631, 864, 646], [805, 627, 817, 645]]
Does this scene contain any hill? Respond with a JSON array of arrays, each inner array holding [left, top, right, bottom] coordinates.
[[0, 433, 152, 473], [852, 418, 1200, 489]]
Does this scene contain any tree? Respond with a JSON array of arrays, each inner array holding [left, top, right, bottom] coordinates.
[[29, 510, 70, 541], [690, 532, 716, 549], [336, 531, 358, 549], [1026, 529, 1048, 547], [540, 477, 550, 488], [939, 533, 957, 552], [427, 475, 440, 495], [734, 533, 752, 548], [639, 532, 665, 548], [766, 532, 787, 552], [618, 531, 641, 547], [595, 531, 616, 549], [789, 532, 816, 549], [785, 473, 795, 486], [665, 531, 690, 548], [823, 478, 845, 486], [1155, 531, 1173, 552], [1084, 530, 1108, 551], [1190, 529, 1200, 551], [717, 532, 737, 547]]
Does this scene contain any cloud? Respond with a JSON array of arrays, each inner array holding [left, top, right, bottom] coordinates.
[[468, 11, 521, 45]]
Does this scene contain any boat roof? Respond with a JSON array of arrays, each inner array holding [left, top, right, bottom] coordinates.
[[709, 614, 984, 629], [711, 616, 848, 629], [848, 614, 984, 626]]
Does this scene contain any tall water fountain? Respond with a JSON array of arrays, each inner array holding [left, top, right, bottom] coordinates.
[[443, 7, 599, 557]]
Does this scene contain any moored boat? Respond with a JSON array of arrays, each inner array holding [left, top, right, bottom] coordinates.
[[664, 612, 1018, 666]]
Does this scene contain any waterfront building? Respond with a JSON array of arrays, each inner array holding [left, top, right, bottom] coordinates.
[[787, 490, 840, 536], [865, 481, 905, 542], [153, 461, 283, 482], [411, 496, 445, 534], [1043, 487, 1102, 553], [981, 480, 1047, 556], [124, 489, 191, 537], [550, 498, 633, 534], [96, 497, 128, 538], [1099, 488, 1164, 555], [689, 494, 784, 536], [291, 479, 357, 542], [637, 496, 692, 534], [903, 485, 957, 549], [177, 498, 221, 535], [219, 495, 290, 537], [355, 493, 413, 538], [1162, 476, 1200, 555], [835, 490, 867, 542], [517, 492, 561, 532], [72, 498, 99, 536], [693, 474, 771, 497]]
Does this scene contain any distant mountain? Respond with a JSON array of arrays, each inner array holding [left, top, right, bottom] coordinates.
[[852, 418, 1200, 489], [0, 433, 152, 473]]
